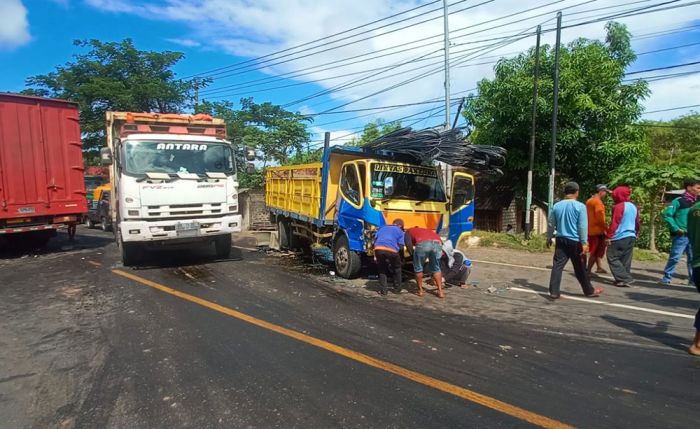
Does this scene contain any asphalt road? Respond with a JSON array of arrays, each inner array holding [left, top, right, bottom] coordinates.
[[1, 227, 699, 429]]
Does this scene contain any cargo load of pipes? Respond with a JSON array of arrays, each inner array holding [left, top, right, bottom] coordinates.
[[364, 127, 506, 175]]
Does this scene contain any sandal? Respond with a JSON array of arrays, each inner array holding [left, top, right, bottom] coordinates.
[[585, 287, 604, 298]]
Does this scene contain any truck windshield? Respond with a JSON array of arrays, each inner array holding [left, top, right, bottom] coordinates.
[[370, 163, 446, 202], [123, 141, 235, 176]]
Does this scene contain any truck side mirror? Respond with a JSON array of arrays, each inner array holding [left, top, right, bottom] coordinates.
[[245, 147, 256, 161], [100, 147, 113, 166], [246, 162, 256, 174]]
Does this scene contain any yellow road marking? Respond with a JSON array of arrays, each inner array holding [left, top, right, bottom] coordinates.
[[112, 268, 574, 429], [87, 260, 102, 267]]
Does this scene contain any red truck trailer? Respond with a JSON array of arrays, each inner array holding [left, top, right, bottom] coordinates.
[[0, 94, 87, 246]]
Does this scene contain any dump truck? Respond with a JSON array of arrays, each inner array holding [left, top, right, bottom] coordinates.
[[100, 112, 241, 265], [266, 144, 475, 278], [0, 94, 87, 246]]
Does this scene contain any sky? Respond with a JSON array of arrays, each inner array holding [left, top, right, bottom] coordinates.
[[1, 0, 699, 148]]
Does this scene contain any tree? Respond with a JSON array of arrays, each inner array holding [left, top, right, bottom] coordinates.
[[23, 39, 204, 153], [349, 119, 403, 146], [196, 99, 312, 188], [463, 22, 649, 199], [610, 163, 700, 252], [640, 113, 700, 165]]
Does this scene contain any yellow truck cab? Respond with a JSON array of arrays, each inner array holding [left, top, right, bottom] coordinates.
[[266, 145, 474, 278]]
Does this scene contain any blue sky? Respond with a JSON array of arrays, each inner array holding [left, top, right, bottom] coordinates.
[[2, 0, 699, 147]]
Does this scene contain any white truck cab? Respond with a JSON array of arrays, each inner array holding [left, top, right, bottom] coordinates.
[[102, 112, 241, 265]]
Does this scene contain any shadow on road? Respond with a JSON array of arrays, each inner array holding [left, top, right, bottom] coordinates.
[[624, 291, 700, 310], [601, 315, 689, 351], [0, 229, 113, 260]]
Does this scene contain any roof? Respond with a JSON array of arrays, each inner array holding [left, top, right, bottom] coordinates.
[[0, 92, 79, 107], [474, 179, 515, 210]]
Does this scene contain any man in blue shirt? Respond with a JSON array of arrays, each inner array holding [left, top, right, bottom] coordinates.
[[547, 182, 604, 299], [373, 219, 405, 295]]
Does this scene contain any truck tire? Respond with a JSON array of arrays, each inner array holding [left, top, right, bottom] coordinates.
[[215, 234, 232, 259], [334, 234, 362, 279], [85, 217, 95, 229], [278, 219, 292, 250], [100, 217, 112, 232], [121, 243, 140, 267]]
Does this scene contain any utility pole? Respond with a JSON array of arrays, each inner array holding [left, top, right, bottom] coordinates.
[[443, 0, 451, 129], [442, 0, 453, 194], [525, 25, 542, 240], [548, 12, 562, 216], [194, 83, 200, 107]]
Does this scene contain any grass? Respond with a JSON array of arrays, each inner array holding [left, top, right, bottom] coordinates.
[[470, 231, 549, 253], [470, 232, 669, 263]]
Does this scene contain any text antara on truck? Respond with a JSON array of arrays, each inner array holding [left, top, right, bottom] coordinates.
[[266, 144, 475, 278], [0, 94, 87, 246], [100, 112, 241, 265]]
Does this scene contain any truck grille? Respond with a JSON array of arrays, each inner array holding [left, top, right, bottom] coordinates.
[[146, 203, 223, 218]]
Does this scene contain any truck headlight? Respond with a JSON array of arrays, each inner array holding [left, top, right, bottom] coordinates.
[[229, 205, 238, 212], [128, 210, 139, 216]]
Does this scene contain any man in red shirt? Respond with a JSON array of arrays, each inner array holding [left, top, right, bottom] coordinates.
[[405, 227, 445, 298]]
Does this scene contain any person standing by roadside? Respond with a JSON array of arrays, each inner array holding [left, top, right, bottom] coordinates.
[[547, 182, 603, 299], [660, 178, 700, 286], [606, 185, 640, 287], [404, 226, 445, 298], [586, 185, 610, 274], [686, 200, 700, 355], [373, 219, 405, 295]]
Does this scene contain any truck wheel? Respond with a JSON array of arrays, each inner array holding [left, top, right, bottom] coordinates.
[[334, 235, 361, 279], [278, 219, 291, 249], [215, 234, 232, 259], [100, 217, 112, 232], [85, 217, 95, 229], [121, 243, 140, 267]]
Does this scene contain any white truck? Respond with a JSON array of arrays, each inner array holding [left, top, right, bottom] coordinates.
[[101, 112, 241, 265]]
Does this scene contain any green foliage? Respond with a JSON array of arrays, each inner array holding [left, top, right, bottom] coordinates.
[[610, 163, 700, 251], [197, 98, 311, 166], [283, 148, 324, 165], [349, 120, 402, 146], [23, 39, 204, 152], [639, 113, 700, 165], [196, 99, 312, 189], [463, 22, 648, 198]]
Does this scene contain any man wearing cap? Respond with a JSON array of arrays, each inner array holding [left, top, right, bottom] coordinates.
[[586, 185, 610, 274], [547, 182, 604, 299]]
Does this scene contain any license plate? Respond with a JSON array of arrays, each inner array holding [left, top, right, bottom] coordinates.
[[175, 222, 200, 237]]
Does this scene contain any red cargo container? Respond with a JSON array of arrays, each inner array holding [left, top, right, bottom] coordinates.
[[0, 94, 87, 243]]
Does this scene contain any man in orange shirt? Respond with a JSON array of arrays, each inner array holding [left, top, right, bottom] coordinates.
[[586, 185, 610, 273]]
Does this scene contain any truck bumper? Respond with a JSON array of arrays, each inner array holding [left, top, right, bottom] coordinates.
[[120, 215, 242, 244]]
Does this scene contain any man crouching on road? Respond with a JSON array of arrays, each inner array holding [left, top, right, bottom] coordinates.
[[373, 219, 405, 295], [547, 182, 604, 299], [405, 226, 445, 298]]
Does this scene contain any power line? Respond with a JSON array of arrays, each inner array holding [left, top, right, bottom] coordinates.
[[196, 0, 492, 80], [636, 41, 700, 56], [627, 60, 700, 75], [199, 0, 572, 89], [643, 104, 700, 114], [181, 0, 444, 80]]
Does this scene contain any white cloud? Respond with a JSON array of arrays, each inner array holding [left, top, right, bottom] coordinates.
[[0, 0, 31, 50], [166, 38, 201, 48], [82, 0, 700, 127]]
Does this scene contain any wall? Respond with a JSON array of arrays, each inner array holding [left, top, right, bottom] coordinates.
[[239, 189, 274, 231]]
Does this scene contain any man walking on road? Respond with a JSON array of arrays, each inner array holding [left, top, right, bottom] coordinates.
[[586, 185, 610, 274], [373, 219, 405, 295], [686, 200, 700, 355], [405, 226, 445, 298], [606, 186, 640, 287], [660, 178, 700, 286], [547, 182, 603, 299]]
